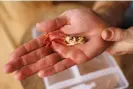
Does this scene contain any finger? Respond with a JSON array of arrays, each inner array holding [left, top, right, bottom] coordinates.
[[101, 27, 125, 41], [102, 27, 133, 55], [9, 34, 49, 61], [106, 40, 133, 55], [14, 53, 62, 80], [52, 42, 88, 64], [36, 16, 67, 32], [38, 58, 75, 77], [4, 46, 52, 73], [106, 46, 127, 55]]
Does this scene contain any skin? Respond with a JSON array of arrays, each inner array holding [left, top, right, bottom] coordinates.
[[4, 8, 111, 80], [102, 27, 133, 55]]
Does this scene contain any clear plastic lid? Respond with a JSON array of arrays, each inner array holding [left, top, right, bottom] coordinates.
[[43, 53, 129, 89]]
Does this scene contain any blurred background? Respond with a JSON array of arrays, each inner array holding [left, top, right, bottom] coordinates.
[[0, 1, 133, 89]]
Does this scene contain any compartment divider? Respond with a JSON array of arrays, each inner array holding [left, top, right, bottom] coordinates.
[[47, 67, 117, 89], [71, 66, 81, 78]]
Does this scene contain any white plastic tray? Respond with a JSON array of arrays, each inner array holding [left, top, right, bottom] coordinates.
[[43, 53, 129, 89]]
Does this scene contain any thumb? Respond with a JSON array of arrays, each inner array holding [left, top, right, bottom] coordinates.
[[101, 27, 126, 41]]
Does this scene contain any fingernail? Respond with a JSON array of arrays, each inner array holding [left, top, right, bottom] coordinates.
[[102, 29, 112, 40], [36, 23, 41, 30], [14, 72, 23, 81], [14, 74, 19, 80], [4, 64, 12, 73], [36, 23, 40, 28], [14, 71, 20, 80], [38, 71, 44, 78]]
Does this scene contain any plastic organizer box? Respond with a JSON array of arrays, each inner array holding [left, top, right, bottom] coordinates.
[[32, 28, 129, 89]]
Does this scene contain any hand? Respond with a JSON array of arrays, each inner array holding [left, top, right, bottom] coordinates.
[[101, 27, 133, 55], [37, 8, 110, 77], [4, 8, 110, 80]]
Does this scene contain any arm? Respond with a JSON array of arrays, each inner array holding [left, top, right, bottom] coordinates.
[[93, 1, 131, 26]]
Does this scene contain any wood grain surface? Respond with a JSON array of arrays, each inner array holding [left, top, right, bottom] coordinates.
[[0, 23, 23, 89]]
